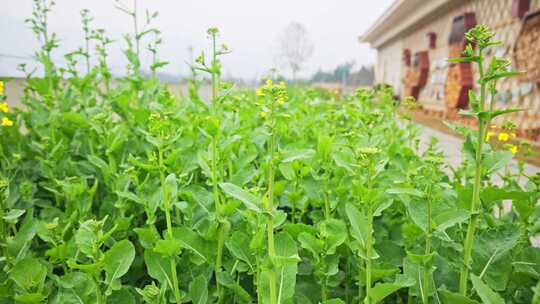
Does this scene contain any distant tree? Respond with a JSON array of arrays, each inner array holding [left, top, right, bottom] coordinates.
[[277, 22, 315, 81], [310, 62, 374, 86]]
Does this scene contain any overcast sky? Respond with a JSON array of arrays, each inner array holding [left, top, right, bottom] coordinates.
[[0, 0, 393, 80]]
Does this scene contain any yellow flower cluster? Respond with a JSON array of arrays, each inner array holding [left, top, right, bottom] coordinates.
[[257, 79, 288, 119], [486, 124, 519, 154], [0, 102, 8, 113], [0, 82, 13, 127], [2, 117, 13, 127]]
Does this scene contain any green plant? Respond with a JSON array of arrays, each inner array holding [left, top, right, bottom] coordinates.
[[1, 3, 540, 303]]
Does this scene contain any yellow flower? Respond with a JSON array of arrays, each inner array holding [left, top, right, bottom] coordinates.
[[509, 144, 518, 154], [1, 117, 13, 127], [0, 81, 4, 96], [511, 132, 517, 138], [0, 102, 8, 113], [257, 88, 264, 97], [277, 98, 285, 106], [279, 81, 286, 88], [498, 132, 509, 142], [259, 111, 267, 118], [485, 131, 495, 142], [265, 79, 273, 86]]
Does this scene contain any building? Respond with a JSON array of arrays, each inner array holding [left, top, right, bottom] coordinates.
[[362, 0, 540, 140]]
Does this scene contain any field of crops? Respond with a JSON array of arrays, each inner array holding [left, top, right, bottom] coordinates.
[[1, 2, 540, 304]]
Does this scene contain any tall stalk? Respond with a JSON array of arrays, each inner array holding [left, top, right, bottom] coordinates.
[[421, 186, 432, 304], [365, 205, 373, 304], [158, 147, 182, 304], [363, 160, 375, 304], [266, 113, 278, 304], [459, 51, 486, 296]]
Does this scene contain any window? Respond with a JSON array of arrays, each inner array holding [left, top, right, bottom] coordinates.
[[512, 0, 530, 19], [403, 49, 411, 66], [427, 32, 437, 49]]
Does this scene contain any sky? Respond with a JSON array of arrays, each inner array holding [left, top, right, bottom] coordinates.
[[0, 0, 394, 80]]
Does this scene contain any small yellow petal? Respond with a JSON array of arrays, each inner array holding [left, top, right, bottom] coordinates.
[[265, 79, 273, 86], [1, 117, 13, 127], [259, 111, 267, 118], [509, 145, 518, 154], [0, 102, 8, 113], [498, 132, 509, 142]]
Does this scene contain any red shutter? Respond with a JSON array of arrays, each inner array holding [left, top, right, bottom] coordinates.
[[512, 0, 530, 18], [403, 49, 411, 66], [427, 32, 437, 49]]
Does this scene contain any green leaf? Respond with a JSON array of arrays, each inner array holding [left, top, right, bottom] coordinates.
[[345, 203, 368, 248], [10, 258, 47, 290], [439, 289, 481, 304], [103, 240, 135, 290], [153, 239, 182, 257], [144, 250, 173, 287], [278, 162, 296, 180], [188, 275, 208, 304], [483, 70, 523, 82], [163, 173, 177, 209], [434, 209, 470, 232], [225, 231, 255, 270], [216, 272, 252, 302], [483, 151, 513, 174], [219, 182, 261, 213], [448, 56, 479, 63], [370, 279, 414, 302], [487, 108, 526, 120], [172, 227, 216, 263], [321, 299, 345, 304], [470, 274, 504, 304], [298, 232, 324, 258], [134, 226, 160, 249], [281, 149, 315, 163], [332, 148, 355, 173], [14, 293, 47, 303], [387, 188, 424, 197], [2, 209, 26, 224]]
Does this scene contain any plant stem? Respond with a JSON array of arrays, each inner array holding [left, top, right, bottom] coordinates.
[[365, 206, 373, 304], [267, 122, 278, 304], [158, 147, 182, 304], [321, 276, 328, 301], [208, 30, 226, 303], [459, 53, 486, 296], [422, 188, 432, 304]]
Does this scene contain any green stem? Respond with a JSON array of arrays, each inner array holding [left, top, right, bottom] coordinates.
[[267, 124, 278, 304], [422, 189, 432, 304], [93, 274, 103, 304], [208, 30, 226, 303], [159, 147, 181, 304], [321, 276, 328, 301], [459, 53, 486, 296], [365, 206, 373, 304]]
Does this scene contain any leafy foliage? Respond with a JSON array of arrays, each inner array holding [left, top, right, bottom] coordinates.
[[0, 3, 539, 304]]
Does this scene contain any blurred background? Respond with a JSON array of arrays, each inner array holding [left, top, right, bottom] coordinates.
[[0, 0, 393, 86]]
